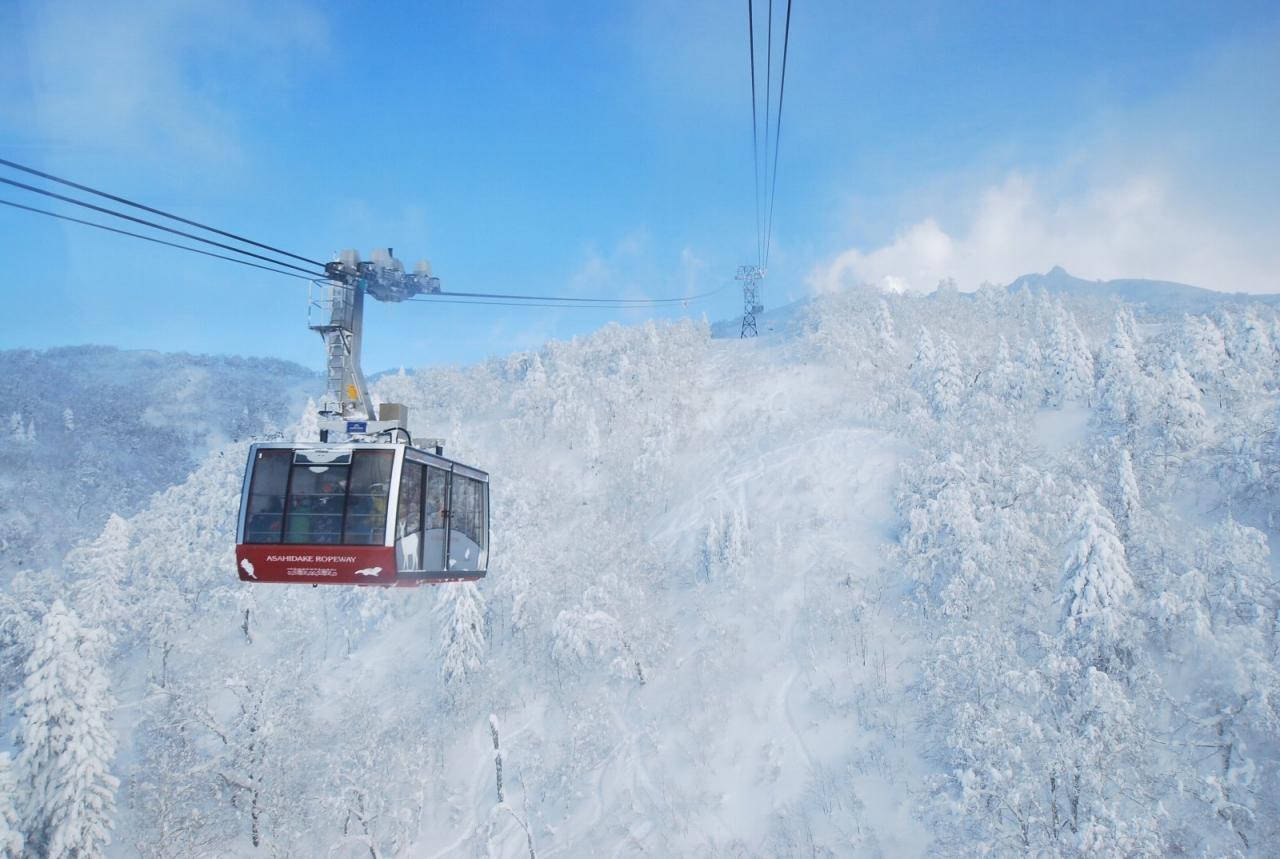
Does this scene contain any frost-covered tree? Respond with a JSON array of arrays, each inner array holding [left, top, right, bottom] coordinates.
[[981, 336, 1023, 406], [910, 326, 936, 395], [13, 600, 117, 859], [929, 334, 965, 417], [1227, 308, 1274, 389], [66, 514, 133, 658], [1095, 311, 1150, 435], [437, 583, 487, 691], [294, 397, 321, 441], [895, 454, 998, 620], [1142, 515, 1280, 851], [1110, 447, 1141, 544], [1020, 338, 1048, 405], [1060, 486, 1134, 673], [1044, 303, 1095, 406], [191, 660, 323, 852], [1152, 353, 1212, 474], [0, 752, 22, 859], [874, 299, 896, 353], [1177, 314, 1229, 396], [128, 690, 228, 859]]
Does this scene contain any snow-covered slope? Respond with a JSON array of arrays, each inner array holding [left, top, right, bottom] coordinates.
[[5, 282, 1280, 857], [0, 346, 315, 572]]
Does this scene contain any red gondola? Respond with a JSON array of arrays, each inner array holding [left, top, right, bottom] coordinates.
[[235, 442, 488, 586], [235, 248, 491, 586]]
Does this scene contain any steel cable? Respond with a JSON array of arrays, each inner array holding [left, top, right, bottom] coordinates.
[[0, 176, 325, 277], [0, 197, 316, 281], [0, 157, 325, 268], [763, 0, 792, 267]]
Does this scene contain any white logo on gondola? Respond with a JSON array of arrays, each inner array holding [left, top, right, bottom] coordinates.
[[354, 566, 383, 577], [239, 558, 257, 579]]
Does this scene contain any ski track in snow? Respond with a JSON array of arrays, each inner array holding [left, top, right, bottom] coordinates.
[[782, 661, 816, 775]]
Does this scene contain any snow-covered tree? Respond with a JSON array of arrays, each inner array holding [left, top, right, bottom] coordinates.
[[874, 299, 896, 353], [294, 397, 321, 441], [1110, 446, 1141, 544], [981, 336, 1022, 405], [1227, 309, 1274, 389], [13, 600, 117, 859], [1096, 311, 1151, 435], [1060, 486, 1134, 673], [127, 691, 228, 859], [1152, 352, 1212, 474], [1178, 314, 1229, 395], [437, 583, 487, 691], [1020, 338, 1048, 405], [929, 334, 965, 416], [0, 752, 22, 859], [66, 514, 133, 658], [1044, 303, 1095, 406], [910, 326, 936, 395]]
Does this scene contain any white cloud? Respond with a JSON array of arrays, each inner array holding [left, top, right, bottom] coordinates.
[[3, 0, 328, 165], [811, 171, 1280, 295], [812, 24, 1280, 298]]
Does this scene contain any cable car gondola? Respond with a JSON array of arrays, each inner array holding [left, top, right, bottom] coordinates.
[[236, 441, 488, 586], [235, 249, 490, 587]]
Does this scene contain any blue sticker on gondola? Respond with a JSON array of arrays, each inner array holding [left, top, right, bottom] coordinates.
[[346, 421, 367, 432]]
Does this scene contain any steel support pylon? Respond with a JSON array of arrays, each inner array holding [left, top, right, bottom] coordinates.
[[736, 264, 765, 338], [309, 275, 376, 422]]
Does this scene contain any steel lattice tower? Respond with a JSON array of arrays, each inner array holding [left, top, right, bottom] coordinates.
[[736, 265, 765, 338]]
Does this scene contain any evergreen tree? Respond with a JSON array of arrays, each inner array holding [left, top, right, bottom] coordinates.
[[1096, 312, 1149, 434], [1153, 353, 1212, 474], [1111, 447, 1142, 544], [1060, 486, 1134, 673], [929, 334, 965, 416], [294, 397, 320, 441], [1046, 303, 1095, 406], [874, 299, 896, 353], [437, 583, 487, 691], [982, 336, 1021, 404], [13, 600, 117, 859], [66, 514, 133, 659], [910, 326, 936, 396], [1178, 314, 1229, 396], [1019, 337, 1048, 405], [0, 752, 22, 859], [1229, 309, 1274, 388]]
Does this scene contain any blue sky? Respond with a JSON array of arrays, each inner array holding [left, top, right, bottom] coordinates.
[[2, 0, 1278, 371]]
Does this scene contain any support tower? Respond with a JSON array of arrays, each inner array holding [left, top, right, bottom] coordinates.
[[736, 264, 765, 338], [310, 248, 441, 441]]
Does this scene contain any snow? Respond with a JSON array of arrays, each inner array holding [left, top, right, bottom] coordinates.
[[3, 279, 1280, 855]]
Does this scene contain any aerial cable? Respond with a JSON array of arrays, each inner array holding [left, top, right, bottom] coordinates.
[[429, 286, 726, 305], [763, 0, 792, 267], [0, 197, 315, 281], [410, 297, 684, 310], [407, 282, 731, 310], [0, 157, 325, 268], [0, 176, 325, 278], [1, 167, 726, 309], [2, 185, 728, 307], [764, 0, 773, 250], [748, 0, 763, 267]]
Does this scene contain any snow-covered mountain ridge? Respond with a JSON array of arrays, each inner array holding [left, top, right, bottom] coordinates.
[[1011, 265, 1280, 314], [3, 283, 1280, 856], [0, 345, 315, 572]]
